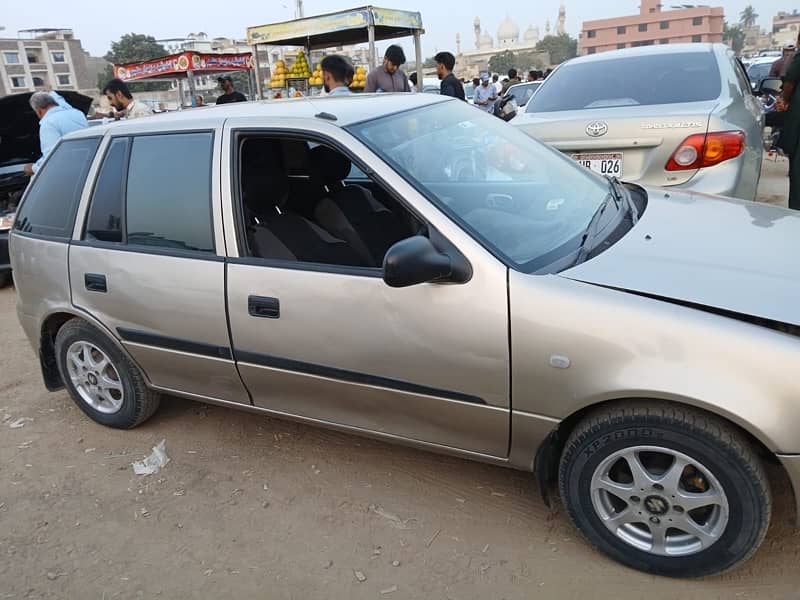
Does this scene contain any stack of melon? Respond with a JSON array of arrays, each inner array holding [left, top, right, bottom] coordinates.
[[268, 60, 287, 88], [349, 66, 367, 90], [309, 64, 323, 87], [288, 51, 311, 79]]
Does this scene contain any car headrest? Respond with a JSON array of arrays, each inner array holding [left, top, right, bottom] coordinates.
[[309, 145, 352, 184]]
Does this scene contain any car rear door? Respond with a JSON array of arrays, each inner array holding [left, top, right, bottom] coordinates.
[[69, 125, 249, 405], [221, 118, 511, 458]]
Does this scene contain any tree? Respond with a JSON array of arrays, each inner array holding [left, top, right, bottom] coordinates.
[[423, 56, 438, 68], [488, 50, 517, 75], [535, 34, 578, 65], [739, 5, 758, 29], [723, 22, 746, 55], [97, 33, 170, 92], [517, 50, 548, 71]]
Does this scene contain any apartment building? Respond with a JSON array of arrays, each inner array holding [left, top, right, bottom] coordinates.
[[0, 28, 104, 97], [773, 11, 800, 47], [580, 0, 724, 56]]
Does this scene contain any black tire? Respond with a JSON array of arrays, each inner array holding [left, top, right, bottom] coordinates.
[[55, 319, 161, 428], [559, 401, 771, 577]]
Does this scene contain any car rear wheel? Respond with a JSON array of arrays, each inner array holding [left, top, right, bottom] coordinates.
[[559, 401, 771, 577], [55, 319, 160, 428]]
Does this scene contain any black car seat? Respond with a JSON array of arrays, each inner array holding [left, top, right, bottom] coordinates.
[[241, 140, 368, 267], [308, 146, 410, 267]]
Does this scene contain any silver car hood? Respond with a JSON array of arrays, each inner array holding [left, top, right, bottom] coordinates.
[[561, 188, 800, 327]]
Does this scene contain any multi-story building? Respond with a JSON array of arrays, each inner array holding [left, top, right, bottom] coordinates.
[[579, 0, 724, 56], [773, 11, 800, 47], [0, 28, 106, 97]]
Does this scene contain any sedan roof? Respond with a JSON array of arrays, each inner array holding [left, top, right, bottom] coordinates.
[[70, 93, 449, 139]]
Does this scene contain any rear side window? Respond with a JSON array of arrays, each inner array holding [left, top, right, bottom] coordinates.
[[14, 138, 100, 239], [125, 133, 215, 253], [527, 52, 722, 113], [85, 137, 128, 243]]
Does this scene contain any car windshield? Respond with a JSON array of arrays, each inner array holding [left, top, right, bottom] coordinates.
[[747, 62, 772, 83], [527, 51, 722, 113], [347, 101, 610, 272], [508, 82, 541, 105]]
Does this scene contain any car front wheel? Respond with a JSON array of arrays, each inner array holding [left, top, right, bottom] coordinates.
[[559, 401, 771, 577], [55, 319, 161, 428]]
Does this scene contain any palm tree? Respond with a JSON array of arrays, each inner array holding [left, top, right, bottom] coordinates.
[[739, 5, 758, 29], [723, 23, 746, 55]]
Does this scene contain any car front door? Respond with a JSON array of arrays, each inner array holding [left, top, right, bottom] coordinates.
[[69, 127, 249, 405], [222, 119, 510, 458]]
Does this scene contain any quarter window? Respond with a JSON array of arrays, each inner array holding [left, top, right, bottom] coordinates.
[[85, 138, 128, 243], [14, 138, 100, 239], [125, 133, 215, 253]]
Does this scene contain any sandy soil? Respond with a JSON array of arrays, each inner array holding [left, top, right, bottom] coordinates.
[[1, 163, 798, 599]]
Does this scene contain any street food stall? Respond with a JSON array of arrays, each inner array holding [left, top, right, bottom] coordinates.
[[246, 6, 424, 98], [113, 51, 254, 107]]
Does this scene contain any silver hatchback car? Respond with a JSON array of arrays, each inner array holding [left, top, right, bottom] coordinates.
[[9, 94, 800, 578], [513, 44, 764, 200]]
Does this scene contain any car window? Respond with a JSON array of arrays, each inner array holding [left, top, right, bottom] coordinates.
[[509, 83, 541, 105], [13, 138, 100, 239], [125, 132, 215, 253], [527, 52, 722, 113], [84, 138, 128, 243], [349, 101, 609, 272], [746, 62, 771, 84], [733, 58, 753, 95]]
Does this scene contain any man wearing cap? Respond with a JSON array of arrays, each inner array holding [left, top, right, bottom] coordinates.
[[474, 76, 497, 112], [771, 45, 796, 78], [215, 75, 247, 104]]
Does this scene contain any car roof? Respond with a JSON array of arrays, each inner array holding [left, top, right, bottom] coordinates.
[[66, 93, 449, 139], [562, 43, 722, 66]]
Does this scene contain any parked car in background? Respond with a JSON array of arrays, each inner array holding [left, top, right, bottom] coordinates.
[[747, 56, 779, 92], [513, 44, 764, 200], [9, 94, 800, 578], [505, 81, 542, 112], [0, 90, 92, 287]]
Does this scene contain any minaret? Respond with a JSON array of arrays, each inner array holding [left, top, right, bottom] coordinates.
[[557, 4, 566, 35], [456, 33, 461, 55], [545, 19, 551, 35], [474, 17, 481, 50], [295, 0, 304, 18]]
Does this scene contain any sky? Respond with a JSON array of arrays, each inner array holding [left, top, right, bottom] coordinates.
[[0, 0, 792, 59]]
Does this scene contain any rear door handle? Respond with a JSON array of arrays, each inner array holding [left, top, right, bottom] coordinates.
[[248, 295, 280, 319], [85, 273, 107, 293]]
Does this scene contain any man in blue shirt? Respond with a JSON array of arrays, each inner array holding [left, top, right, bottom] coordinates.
[[24, 91, 88, 175]]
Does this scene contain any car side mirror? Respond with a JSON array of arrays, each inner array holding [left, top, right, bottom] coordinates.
[[759, 77, 782, 95], [383, 235, 469, 288]]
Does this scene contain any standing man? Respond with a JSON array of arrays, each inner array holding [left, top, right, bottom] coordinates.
[[23, 91, 87, 175], [365, 45, 411, 93], [501, 69, 521, 95], [492, 74, 502, 96], [321, 54, 354, 96], [778, 45, 800, 210], [770, 45, 796, 79], [102, 79, 153, 119], [473, 76, 497, 112], [215, 75, 247, 104], [435, 52, 465, 101]]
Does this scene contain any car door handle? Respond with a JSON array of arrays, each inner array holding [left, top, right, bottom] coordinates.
[[84, 273, 107, 293], [248, 295, 280, 319]]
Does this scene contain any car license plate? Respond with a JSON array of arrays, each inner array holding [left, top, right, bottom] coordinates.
[[571, 153, 623, 176]]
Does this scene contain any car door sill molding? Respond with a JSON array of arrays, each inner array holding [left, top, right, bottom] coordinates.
[[235, 350, 488, 406], [117, 327, 233, 360], [150, 385, 509, 465]]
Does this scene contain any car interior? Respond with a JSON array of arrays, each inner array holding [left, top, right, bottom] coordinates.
[[238, 137, 421, 269]]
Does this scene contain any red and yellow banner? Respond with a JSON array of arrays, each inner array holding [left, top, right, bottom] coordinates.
[[114, 52, 253, 81]]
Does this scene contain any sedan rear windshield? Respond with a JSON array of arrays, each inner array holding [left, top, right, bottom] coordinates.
[[527, 52, 722, 113]]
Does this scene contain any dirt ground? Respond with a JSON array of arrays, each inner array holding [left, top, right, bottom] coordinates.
[[2, 164, 799, 599]]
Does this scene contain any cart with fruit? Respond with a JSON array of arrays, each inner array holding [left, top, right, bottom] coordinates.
[[247, 6, 425, 99]]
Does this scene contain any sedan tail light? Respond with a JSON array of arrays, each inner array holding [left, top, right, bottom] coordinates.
[[665, 131, 745, 172]]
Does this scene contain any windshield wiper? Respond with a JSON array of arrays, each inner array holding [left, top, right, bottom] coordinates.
[[573, 192, 617, 266], [607, 176, 639, 224]]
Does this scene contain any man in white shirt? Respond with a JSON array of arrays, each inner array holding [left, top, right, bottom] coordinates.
[[321, 54, 354, 96], [474, 76, 497, 112], [102, 79, 154, 119], [492, 74, 502, 96]]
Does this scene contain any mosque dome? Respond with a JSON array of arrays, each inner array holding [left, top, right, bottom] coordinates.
[[523, 24, 539, 45], [497, 15, 520, 47], [480, 30, 494, 49]]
